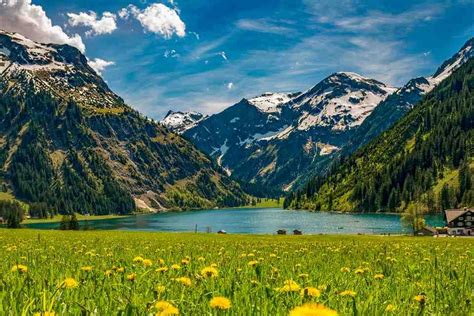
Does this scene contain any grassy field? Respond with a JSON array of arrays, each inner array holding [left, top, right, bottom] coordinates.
[[0, 230, 472, 315], [240, 198, 283, 208], [23, 214, 130, 224]]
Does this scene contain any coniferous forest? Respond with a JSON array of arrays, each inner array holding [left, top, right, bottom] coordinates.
[[285, 59, 474, 213]]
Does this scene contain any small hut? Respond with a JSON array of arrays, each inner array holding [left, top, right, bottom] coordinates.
[[293, 229, 303, 235], [415, 226, 438, 236], [277, 229, 287, 235]]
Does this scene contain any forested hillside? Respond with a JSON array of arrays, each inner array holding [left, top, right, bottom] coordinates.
[[285, 59, 474, 212], [0, 31, 248, 215]]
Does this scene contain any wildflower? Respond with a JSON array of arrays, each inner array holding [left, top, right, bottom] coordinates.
[[340, 267, 350, 273], [155, 301, 179, 315], [269, 253, 277, 258], [278, 280, 301, 292], [105, 270, 113, 277], [133, 256, 144, 263], [143, 259, 153, 267], [298, 273, 309, 279], [174, 277, 192, 287], [11, 264, 28, 274], [301, 287, 321, 298], [181, 259, 190, 265], [248, 260, 259, 267], [171, 264, 181, 270], [116, 267, 125, 273], [385, 304, 396, 312], [414, 294, 426, 304], [157, 258, 165, 265], [289, 303, 338, 316], [339, 290, 356, 297], [33, 312, 55, 316], [126, 273, 137, 281], [209, 296, 231, 310], [156, 267, 169, 273], [210, 263, 218, 268], [374, 273, 384, 280], [80, 266, 92, 272], [354, 268, 365, 275], [62, 278, 78, 289], [200, 266, 218, 278], [197, 256, 205, 262], [156, 285, 166, 294]]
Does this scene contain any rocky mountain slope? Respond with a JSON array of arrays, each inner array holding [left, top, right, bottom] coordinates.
[[0, 30, 247, 214], [184, 73, 396, 191], [182, 38, 473, 193], [161, 110, 208, 134], [344, 38, 474, 154], [285, 58, 474, 212]]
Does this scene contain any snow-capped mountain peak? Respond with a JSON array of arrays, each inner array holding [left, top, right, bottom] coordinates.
[[247, 92, 300, 113], [0, 29, 120, 108], [291, 72, 397, 131], [161, 110, 208, 134], [430, 38, 473, 84]]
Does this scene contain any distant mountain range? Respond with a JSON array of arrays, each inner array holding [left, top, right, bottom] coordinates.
[[0, 30, 247, 214], [162, 38, 473, 193], [285, 57, 474, 212]]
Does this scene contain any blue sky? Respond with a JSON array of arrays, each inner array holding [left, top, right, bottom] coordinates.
[[3, 0, 473, 119]]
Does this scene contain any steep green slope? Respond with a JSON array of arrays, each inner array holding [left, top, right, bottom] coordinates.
[[285, 59, 474, 212], [0, 31, 248, 214]]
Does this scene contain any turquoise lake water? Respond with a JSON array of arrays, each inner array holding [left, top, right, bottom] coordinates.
[[26, 208, 445, 234]]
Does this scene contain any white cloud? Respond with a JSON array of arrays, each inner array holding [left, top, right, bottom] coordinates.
[[163, 49, 179, 58], [219, 51, 228, 61], [88, 58, 115, 75], [125, 3, 186, 39], [118, 8, 130, 20], [0, 0, 85, 52], [236, 18, 294, 35], [227, 82, 234, 90], [67, 11, 117, 36]]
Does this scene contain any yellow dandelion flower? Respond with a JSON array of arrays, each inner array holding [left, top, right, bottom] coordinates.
[[155, 301, 179, 315], [133, 256, 144, 263], [105, 270, 113, 277], [62, 278, 78, 289], [414, 294, 426, 303], [156, 285, 166, 294], [298, 273, 309, 279], [209, 296, 231, 310], [80, 266, 92, 272], [200, 266, 218, 278], [278, 280, 301, 292], [156, 267, 169, 273], [301, 287, 321, 298], [210, 263, 218, 268], [269, 253, 277, 258], [143, 259, 153, 267], [116, 267, 125, 273], [339, 290, 356, 297], [197, 256, 205, 262], [126, 273, 137, 281], [181, 259, 190, 265], [374, 274, 384, 280], [289, 303, 338, 316], [174, 277, 192, 287], [11, 264, 28, 274], [171, 264, 181, 270], [248, 260, 259, 267], [157, 258, 165, 265], [340, 267, 350, 273], [385, 304, 396, 312], [354, 268, 365, 275]]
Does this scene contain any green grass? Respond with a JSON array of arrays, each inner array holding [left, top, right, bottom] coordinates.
[[240, 198, 283, 208], [0, 191, 15, 201], [23, 214, 130, 224], [1, 230, 472, 315]]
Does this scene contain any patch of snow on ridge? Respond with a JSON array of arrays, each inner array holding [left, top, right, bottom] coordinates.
[[248, 92, 295, 113]]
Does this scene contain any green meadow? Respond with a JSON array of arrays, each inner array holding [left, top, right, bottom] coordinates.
[[0, 230, 472, 315]]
